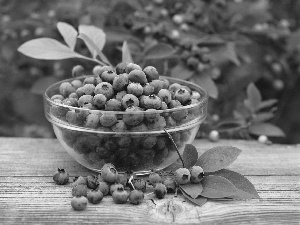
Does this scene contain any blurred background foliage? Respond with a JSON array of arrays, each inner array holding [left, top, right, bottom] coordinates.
[[1, 0, 300, 143]]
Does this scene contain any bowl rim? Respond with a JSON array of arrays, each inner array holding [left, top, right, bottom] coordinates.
[[44, 75, 208, 134]]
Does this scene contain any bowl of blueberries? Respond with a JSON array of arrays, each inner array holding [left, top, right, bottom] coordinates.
[[44, 62, 208, 174]]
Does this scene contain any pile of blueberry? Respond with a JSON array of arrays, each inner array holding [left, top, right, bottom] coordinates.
[[53, 163, 205, 211], [49, 62, 204, 171]]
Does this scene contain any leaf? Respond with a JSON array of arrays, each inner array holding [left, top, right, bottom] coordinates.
[[191, 73, 218, 99], [122, 41, 133, 63], [252, 112, 274, 123], [210, 169, 260, 199], [78, 24, 106, 58], [144, 43, 176, 59], [245, 83, 262, 112], [179, 183, 203, 199], [248, 123, 285, 137], [181, 189, 207, 206], [171, 64, 194, 80], [201, 175, 238, 198], [206, 42, 240, 66], [18, 38, 83, 60], [257, 99, 278, 111], [196, 146, 242, 173], [57, 22, 78, 50], [182, 144, 198, 169], [30, 76, 60, 95]]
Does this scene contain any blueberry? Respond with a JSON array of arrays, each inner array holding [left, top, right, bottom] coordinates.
[[154, 137, 167, 151], [72, 176, 88, 187], [115, 90, 127, 101], [116, 62, 129, 74], [117, 136, 131, 147], [174, 88, 191, 104], [86, 175, 98, 189], [125, 63, 142, 74], [189, 166, 204, 183], [92, 65, 114, 76], [101, 163, 118, 183], [163, 177, 176, 193], [76, 87, 85, 98], [168, 83, 182, 97], [128, 69, 148, 84], [51, 94, 64, 101], [59, 82, 76, 97], [127, 82, 143, 97], [143, 94, 162, 109], [171, 107, 188, 121], [84, 113, 100, 128], [132, 179, 147, 192], [71, 196, 88, 211], [129, 190, 144, 205], [82, 83, 95, 95], [168, 99, 182, 108], [111, 120, 127, 132], [129, 123, 148, 132], [69, 92, 79, 100], [158, 89, 172, 104], [143, 83, 155, 95], [100, 113, 118, 127], [148, 172, 162, 186], [93, 94, 107, 109], [72, 65, 84, 77], [112, 187, 129, 204], [94, 82, 114, 99], [191, 90, 201, 100], [110, 183, 124, 195], [153, 147, 169, 165], [123, 106, 144, 126], [62, 98, 78, 107], [71, 79, 83, 89], [147, 115, 166, 130], [105, 99, 122, 111], [143, 66, 159, 81], [175, 168, 191, 185], [154, 183, 167, 199], [72, 184, 88, 197], [144, 109, 159, 123], [87, 189, 103, 204], [121, 94, 139, 109], [149, 79, 164, 94], [113, 73, 129, 92], [159, 77, 170, 89], [78, 95, 93, 107], [97, 181, 109, 196], [101, 70, 118, 84], [141, 136, 157, 148], [53, 168, 69, 185], [66, 110, 82, 126]]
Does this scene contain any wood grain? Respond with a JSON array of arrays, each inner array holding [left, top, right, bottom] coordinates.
[[0, 137, 299, 224]]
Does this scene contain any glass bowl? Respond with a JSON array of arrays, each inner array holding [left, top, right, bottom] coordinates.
[[44, 75, 208, 174]]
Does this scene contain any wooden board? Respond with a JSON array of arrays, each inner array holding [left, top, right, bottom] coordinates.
[[0, 138, 299, 224]]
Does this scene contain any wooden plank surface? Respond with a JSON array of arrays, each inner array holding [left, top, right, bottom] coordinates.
[[0, 137, 299, 224]]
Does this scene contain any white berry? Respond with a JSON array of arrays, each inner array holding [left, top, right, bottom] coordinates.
[[209, 130, 219, 142]]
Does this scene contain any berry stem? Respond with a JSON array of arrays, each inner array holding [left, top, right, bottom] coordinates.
[[163, 128, 185, 168]]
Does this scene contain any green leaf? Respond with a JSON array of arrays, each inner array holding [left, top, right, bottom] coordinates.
[[252, 112, 274, 123], [181, 189, 207, 206], [30, 76, 60, 95], [18, 38, 83, 60], [245, 83, 262, 113], [206, 42, 240, 66], [191, 73, 218, 99], [257, 99, 278, 111], [78, 24, 106, 58], [248, 123, 285, 137], [144, 43, 176, 59], [201, 175, 238, 198], [171, 64, 194, 80], [182, 144, 198, 169], [57, 22, 78, 50], [196, 146, 242, 173], [78, 33, 110, 65], [122, 41, 133, 63], [209, 169, 260, 199], [179, 183, 203, 199]]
